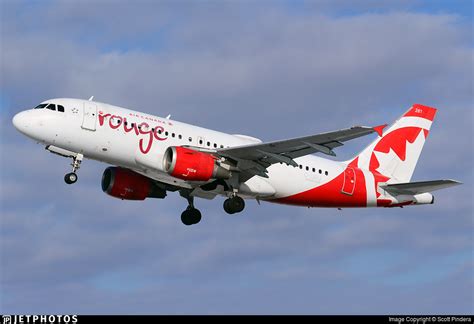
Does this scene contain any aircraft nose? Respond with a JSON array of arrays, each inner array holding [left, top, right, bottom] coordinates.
[[12, 111, 29, 133]]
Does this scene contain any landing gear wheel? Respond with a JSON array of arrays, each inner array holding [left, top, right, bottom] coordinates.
[[190, 208, 202, 224], [63, 153, 83, 184], [223, 196, 245, 214], [179, 190, 202, 225], [64, 172, 78, 184], [223, 199, 235, 214], [181, 208, 202, 225], [181, 212, 193, 226]]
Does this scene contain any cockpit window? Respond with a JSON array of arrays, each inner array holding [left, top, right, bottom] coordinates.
[[34, 103, 64, 112]]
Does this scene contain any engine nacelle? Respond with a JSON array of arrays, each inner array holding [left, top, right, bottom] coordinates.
[[163, 146, 231, 181], [101, 167, 166, 200]]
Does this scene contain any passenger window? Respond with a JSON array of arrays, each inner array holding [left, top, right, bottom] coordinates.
[[319, 169, 322, 174], [165, 131, 169, 136], [57, 105, 65, 112], [325, 171, 328, 176], [207, 141, 210, 146], [220, 145, 224, 148], [178, 134, 182, 139], [199, 139, 203, 145], [189, 137, 192, 142], [46, 104, 56, 111], [306, 166, 309, 171], [172, 133, 175, 138], [213, 143, 217, 148], [299, 165, 302, 169], [35, 104, 47, 109], [312, 168, 315, 172]]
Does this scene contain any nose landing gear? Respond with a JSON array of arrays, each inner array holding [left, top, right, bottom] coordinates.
[[64, 153, 83, 185]]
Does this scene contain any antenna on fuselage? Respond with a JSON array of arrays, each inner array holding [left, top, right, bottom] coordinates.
[[166, 114, 171, 119], [88, 96, 94, 101]]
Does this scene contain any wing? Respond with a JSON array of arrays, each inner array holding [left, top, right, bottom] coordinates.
[[381, 179, 462, 195], [215, 126, 376, 181]]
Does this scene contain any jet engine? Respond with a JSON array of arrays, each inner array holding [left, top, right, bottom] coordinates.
[[163, 146, 231, 181], [101, 167, 166, 200]]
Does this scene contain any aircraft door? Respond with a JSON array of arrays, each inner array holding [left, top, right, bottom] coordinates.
[[82, 102, 97, 131], [341, 167, 356, 195]]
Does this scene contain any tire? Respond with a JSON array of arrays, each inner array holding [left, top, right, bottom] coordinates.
[[224, 197, 245, 214], [190, 208, 202, 224], [223, 199, 235, 214], [64, 172, 78, 184], [181, 210, 194, 226], [232, 196, 245, 213]]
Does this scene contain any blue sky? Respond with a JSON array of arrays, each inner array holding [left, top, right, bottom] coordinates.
[[0, 0, 472, 314]]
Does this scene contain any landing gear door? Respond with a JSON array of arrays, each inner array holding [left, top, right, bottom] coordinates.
[[341, 167, 356, 195], [82, 102, 97, 131]]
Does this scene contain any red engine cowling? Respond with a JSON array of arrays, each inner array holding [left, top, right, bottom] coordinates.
[[163, 147, 231, 181], [101, 167, 166, 200]]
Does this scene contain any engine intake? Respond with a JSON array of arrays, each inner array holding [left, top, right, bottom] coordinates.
[[101, 167, 166, 200], [163, 146, 231, 181]]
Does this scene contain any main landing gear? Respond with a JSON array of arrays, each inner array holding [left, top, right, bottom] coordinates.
[[223, 196, 245, 214], [181, 207, 202, 226], [64, 153, 83, 185], [178, 191, 245, 226], [180, 191, 202, 226]]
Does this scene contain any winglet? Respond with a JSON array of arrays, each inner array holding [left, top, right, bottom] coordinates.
[[373, 124, 388, 137]]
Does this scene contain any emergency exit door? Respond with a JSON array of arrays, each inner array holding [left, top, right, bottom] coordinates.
[[341, 167, 356, 195]]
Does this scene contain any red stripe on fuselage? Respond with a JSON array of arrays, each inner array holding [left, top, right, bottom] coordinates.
[[273, 166, 367, 208]]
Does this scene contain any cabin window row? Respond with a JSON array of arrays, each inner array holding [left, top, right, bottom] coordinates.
[[298, 164, 329, 176], [110, 118, 228, 149], [279, 162, 329, 176]]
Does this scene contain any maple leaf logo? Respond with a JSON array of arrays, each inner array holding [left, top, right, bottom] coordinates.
[[369, 127, 427, 200]]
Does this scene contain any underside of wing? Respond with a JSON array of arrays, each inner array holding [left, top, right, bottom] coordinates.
[[381, 179, 462, 195]]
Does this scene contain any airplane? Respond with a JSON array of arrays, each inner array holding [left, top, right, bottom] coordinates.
[[12, 98, 461, 225]]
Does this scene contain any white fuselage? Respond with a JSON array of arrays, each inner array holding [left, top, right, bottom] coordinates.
[[13, 98, 345, 202]]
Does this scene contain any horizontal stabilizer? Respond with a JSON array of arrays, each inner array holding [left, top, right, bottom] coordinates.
[[381, 179, 462, 195]]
